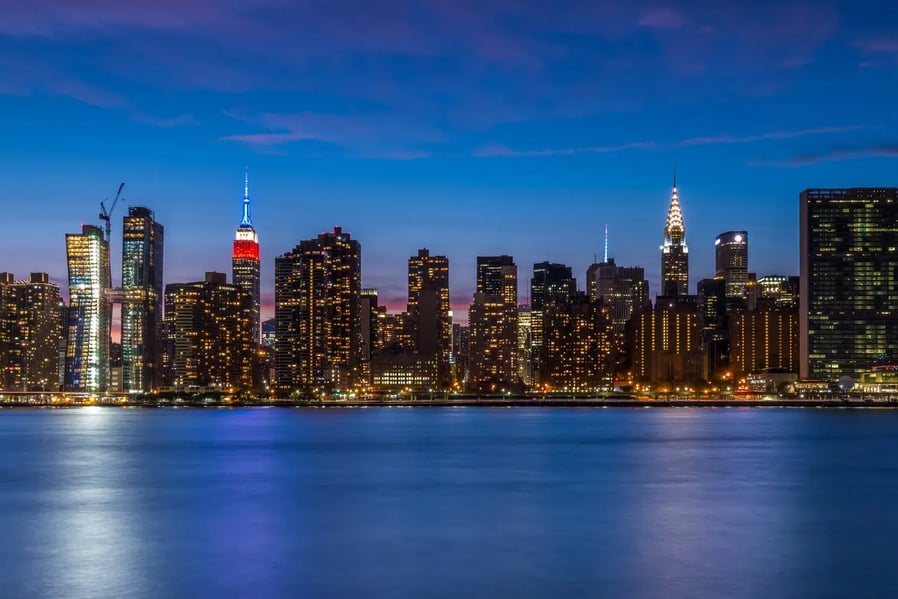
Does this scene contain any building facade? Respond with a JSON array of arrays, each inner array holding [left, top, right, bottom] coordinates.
[[0, 273, 63, 391], [730, 303, 799, 376], [469, 256, 518, 391], [530, 261, 575, 383], [233, 170, 261, 345], [630, 296, 704, 384], [715, 231, 748, 299], [64, 224, 111, 392], [275, 227, 362, 393], [586, 258, 649, 334], [121, 206, 164, 393], [800, 188, 898, 379], [407, 249, 451, 388], [541, 292, 612, 391], [164, 272, 254, 391]]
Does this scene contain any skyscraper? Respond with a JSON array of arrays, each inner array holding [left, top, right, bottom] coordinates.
[[469, 256, 518, 391], [530, 261, 576, 383], [233, 170, 261, 345], [630, 296, 704, 384], [164, 272, 254, 391], [660, 176, 689, 297], [407, 248, 451, 387], [715, 231, 748, 299], [275, 226, 361, 393], [800, 188, 898, 379], [0, 273, 63, 391], [586, 258, 649, 335], [542, 291, 612, 391], [730, 303, 799, 376], [121, 206, 164, 393], [64, 224, 111, 392]]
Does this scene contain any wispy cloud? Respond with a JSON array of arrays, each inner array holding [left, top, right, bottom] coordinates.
[[755, 144, 898, 167], [676, 125, 866, 147], [473, 141, 656, 157], [474, 125, 865, 157]]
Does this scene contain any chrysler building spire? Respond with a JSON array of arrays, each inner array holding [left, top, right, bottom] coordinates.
[[660, 174, 689, 296]]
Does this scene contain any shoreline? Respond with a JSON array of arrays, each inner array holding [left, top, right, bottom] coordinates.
[[0, 398, 893, 409]]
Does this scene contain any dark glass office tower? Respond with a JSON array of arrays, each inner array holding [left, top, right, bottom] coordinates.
[[530, 261, 575, 383], [715, 231, 748, 299], [121, 206, 164, 393], [407, 249, 451, 388], [800, 188, 898, 379]]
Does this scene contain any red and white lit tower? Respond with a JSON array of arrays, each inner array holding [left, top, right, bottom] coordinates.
[[233, 168, 261, 344]]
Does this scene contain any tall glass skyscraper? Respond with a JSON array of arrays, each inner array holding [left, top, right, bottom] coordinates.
[[65, 224, 111, 392], [121, 207, 164, 393], [800, 188, 898, 379], [660, 176, 689, 297], [233, 170, 260, 345]]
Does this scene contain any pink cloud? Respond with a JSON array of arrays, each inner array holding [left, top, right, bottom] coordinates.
[[638, 8, 690, 29]]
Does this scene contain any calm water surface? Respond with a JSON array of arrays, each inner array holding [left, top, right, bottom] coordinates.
[[1, 407, 898, 598]]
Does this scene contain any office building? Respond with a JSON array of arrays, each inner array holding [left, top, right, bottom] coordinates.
[[517, 304, 532, 386], [541, 292, 612, 391], [164, 272, 254, 391], [660, 176, 689, 296], [730, 304, 799, 376], [233, 170, 261, 345], [530, 261, 575, 383], [469, 256, 518, 391], [800, 188, 898, 379], [715, 231, 748, 299], [64, 224, 111, 392], [758, 275, 799, 308], [586, 258, 649, 334], [407, 249, 451, 387], [275, 226, 361, 393], [630, 296, 704, 383], [121, 207, 164, 393], [0, 273, 63, 391], [696, 277, 729, 377]]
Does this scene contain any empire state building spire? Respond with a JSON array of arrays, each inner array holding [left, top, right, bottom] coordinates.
[[240, 167, 253, 228], [660, 174, 689, 296]]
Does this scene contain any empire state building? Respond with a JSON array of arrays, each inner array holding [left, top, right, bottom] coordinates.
[[660, 175, 689, 296], [233, 169, 261, 344]]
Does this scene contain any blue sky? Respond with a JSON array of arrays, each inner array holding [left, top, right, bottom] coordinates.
[[1, 0, 897, 320]]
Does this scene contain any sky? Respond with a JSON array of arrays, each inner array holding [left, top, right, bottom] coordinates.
[[2, 0, 898, 323]]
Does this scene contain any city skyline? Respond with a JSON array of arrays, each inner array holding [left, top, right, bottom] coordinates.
[[4, 174, 805, 326], [4, 1, 898, 320]]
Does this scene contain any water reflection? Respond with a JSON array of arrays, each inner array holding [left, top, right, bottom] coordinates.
[[1, 408, 898, 598]]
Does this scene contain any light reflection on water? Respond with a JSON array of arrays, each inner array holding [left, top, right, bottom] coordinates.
[[1, 408, 898, 598]]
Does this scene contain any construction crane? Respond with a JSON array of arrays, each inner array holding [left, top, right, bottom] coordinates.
[[99, 182, 125, 241]]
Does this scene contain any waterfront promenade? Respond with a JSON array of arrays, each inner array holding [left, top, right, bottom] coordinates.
[[0, 391, 891, 409]]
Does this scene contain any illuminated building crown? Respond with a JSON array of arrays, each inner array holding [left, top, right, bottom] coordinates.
[[663, 174, 686, 247]]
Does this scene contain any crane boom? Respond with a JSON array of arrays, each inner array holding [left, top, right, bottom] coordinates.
[[99, 182, 125, 241]]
